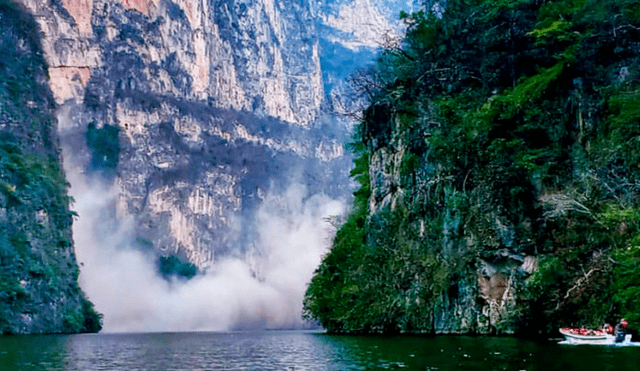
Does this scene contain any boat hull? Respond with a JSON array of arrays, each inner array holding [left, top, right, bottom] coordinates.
[[559, 328, 631, 345]]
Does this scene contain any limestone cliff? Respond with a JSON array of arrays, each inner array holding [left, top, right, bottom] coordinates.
[[14, 0, 410, 268], [366, 143, 538, 334], [304, 0, 640, 335], [0, 0, 100, 334]]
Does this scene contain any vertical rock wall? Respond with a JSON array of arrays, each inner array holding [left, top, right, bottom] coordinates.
[[14, 0, 409, 268], [365, 113, 539, 334], [0, 0, 99, 334]]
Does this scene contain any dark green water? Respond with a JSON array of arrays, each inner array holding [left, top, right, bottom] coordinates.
[[1, 332, 639, 370]]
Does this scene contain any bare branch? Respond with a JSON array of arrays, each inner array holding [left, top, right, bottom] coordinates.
[[555, 267, 602, 311], [539, 192, 593, 219]]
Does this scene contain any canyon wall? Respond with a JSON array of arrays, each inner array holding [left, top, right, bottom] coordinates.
[[305, 0, 640, 335], [0, 0, 100, 334], [13, 0, 404, 268]]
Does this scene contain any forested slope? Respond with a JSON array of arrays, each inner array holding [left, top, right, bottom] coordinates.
[[0, 0, 101, 334], [305, 0, 640, 335]]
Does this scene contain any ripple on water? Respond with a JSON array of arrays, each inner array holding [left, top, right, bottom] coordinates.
[[1, 333, 640, 370]]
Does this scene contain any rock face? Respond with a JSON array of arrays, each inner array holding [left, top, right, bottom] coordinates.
[[307, 0, 640, 336], [14, 0, 413, 268], [0, 0, 99, 334], [367, 140, 538, 334]]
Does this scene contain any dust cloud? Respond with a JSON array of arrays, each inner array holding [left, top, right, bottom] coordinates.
[[65, 159, 345, 333]]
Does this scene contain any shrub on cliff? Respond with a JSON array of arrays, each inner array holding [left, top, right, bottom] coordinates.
[[1, 0, 102, 334], [304, 0, 640, 334], [158, 255, 198, 280], [86, 122, 121, 173]]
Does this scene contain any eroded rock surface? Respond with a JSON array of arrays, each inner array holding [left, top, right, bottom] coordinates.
[[15, 0, 412, 268]]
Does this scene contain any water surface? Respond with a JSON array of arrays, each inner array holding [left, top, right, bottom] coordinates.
[[1, 331, 639, 370]]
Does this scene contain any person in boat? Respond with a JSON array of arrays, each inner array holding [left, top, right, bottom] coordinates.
[[614, 319, 628, 343]]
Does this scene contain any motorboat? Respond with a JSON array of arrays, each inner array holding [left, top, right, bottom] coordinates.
[[560, 328, 607, 342], [559, 327, 632, 345]]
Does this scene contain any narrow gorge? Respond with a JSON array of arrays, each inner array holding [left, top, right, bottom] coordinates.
[[2, 0, 420, 332], [4, 0, 640, 338]]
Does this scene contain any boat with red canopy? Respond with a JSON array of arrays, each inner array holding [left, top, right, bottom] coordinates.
[[559, 328, 608, 343]]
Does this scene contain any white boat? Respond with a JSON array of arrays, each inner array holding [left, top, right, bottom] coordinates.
[[559, 328, 632, 345], [560, 328, 607, 342]]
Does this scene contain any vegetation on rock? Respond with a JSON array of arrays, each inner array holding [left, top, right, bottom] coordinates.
[[158, 255, 198, 281], [0, 0, 101, 334], [305, 0, 640, 335], [86, 122, 121, 173]]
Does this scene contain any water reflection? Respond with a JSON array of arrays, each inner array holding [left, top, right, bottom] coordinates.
[[0, 335, 68, 370], [1, 332, 640, 370]]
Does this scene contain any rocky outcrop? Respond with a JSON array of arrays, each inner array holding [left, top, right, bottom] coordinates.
[[0, 0, 100, 334], [367, 137, 540, 334], [307, 0, 640, 335]]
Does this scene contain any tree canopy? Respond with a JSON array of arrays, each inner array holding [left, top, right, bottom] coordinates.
[[304, 0, 640, 334]]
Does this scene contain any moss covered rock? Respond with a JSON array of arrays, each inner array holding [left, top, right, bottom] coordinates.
[[0, 0, 101, 334]]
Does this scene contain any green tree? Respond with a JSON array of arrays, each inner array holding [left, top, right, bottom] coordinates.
[[305, 0, 640, 334]]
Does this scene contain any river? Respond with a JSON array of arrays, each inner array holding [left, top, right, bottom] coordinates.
[[1, 331, 639, 370]]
